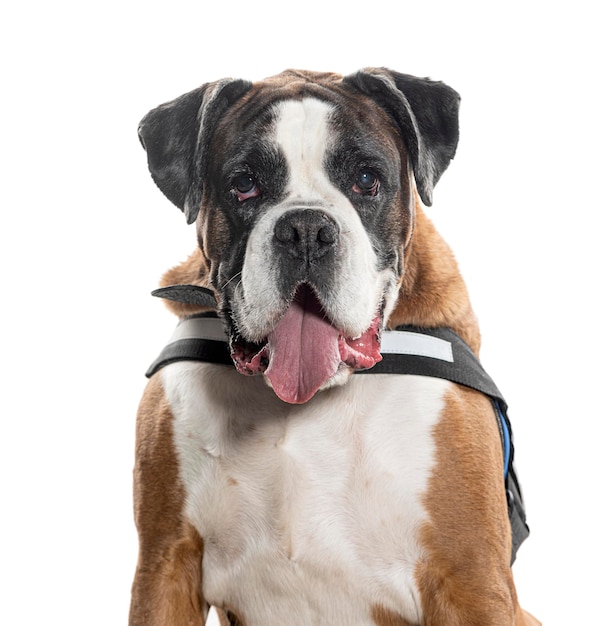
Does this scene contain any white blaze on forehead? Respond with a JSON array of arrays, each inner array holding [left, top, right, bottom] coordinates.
[[274, 98, 336, 200]]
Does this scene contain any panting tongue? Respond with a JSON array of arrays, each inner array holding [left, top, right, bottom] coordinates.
[[265, 287, 341, 404]]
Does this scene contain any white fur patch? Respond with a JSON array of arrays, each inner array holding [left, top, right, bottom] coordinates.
[[236, 98, 397, 342], [163, 362, 451, 624]]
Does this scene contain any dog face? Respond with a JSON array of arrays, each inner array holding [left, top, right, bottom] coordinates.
[[139, 69, 460, 403]]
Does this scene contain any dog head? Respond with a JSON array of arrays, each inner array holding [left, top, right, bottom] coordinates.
[[139, 68, 460, 403]]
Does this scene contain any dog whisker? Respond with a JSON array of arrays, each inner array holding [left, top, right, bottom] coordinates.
[[221, 272, 242, 291]]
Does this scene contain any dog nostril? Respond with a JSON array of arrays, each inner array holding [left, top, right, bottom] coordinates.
[[318, 223, 337, 244], [274, 221, 299, 243]]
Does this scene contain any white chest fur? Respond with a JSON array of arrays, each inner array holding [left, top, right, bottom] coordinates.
[[162, 362, 450, 625]]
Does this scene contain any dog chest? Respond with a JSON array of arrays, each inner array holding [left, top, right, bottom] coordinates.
[[162, 361, 451, 624]]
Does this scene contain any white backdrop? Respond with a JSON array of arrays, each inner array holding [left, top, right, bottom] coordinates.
[[1, 1, 592, 624]]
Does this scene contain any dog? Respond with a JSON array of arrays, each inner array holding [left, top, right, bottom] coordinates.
[[130, 68, 540, 625]]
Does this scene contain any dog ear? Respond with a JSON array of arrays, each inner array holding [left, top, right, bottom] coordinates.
[[344, 68, 460, 206], [138, 78, 252, 224]]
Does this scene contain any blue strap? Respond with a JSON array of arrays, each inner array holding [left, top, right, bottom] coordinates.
[[496, 401, 511, 478]]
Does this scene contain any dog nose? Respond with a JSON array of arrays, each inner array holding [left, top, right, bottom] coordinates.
[[274, 209, 339, 261]]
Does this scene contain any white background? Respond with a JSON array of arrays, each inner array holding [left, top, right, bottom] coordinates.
[[1, 1, 592, 624]]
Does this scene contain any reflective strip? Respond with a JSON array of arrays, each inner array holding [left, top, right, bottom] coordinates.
[[169, 317, 228, 344], [169, 318, 453, 362], [380, 330, 453, 362]]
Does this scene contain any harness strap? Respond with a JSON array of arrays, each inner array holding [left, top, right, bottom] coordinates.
[[146, 312, 529, 564]]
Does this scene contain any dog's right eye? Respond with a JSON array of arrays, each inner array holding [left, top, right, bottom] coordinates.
[[353, 169, 380, 196], [233, 174, 260, 202]]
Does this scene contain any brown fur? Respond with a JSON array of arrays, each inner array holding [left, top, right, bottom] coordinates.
[[417, 385, 518, 624], [372, 605, 415, 626], [388, 200, 480, 354], [158, 247, 214, 318]]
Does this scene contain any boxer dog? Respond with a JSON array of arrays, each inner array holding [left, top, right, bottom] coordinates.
[[130, 68, 539, 625]]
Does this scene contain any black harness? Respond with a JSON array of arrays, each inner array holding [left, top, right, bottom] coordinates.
[[147, 287, 529, 564]]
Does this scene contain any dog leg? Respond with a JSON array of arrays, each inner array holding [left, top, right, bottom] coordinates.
[[130, 523, 205, 625], [129, 375, 207, 625], [413, 387, 534, 625]]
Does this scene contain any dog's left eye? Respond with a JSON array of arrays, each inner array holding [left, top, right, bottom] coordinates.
[[233, 174, 260, 202], [353, 170, 380, 196]]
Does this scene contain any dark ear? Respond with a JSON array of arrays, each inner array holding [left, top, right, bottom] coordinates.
[[344, 68, 460, 206], [138, 78, 252, 224]]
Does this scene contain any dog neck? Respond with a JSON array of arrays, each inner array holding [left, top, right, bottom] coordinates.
[[388, 201, 481, 355], [157, 247, 214, 319]]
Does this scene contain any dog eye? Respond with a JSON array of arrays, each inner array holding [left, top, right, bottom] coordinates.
[[353, 170, 380, 196], [233, 174, 260, 201]]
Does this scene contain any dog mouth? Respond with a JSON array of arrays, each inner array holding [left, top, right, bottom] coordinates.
[[230, 284, 383, 404]]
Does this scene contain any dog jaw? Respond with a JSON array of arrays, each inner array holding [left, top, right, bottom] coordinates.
[[230, 284, 384, 404]]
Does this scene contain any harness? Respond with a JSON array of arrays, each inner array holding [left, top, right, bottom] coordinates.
[[147, 290, 530, 564]]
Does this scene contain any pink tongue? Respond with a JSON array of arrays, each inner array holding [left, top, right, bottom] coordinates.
[[265, 291, 341, 404]]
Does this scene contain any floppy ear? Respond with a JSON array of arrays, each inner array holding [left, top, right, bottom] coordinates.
[[343, 68, 460, 206], [138, 78, 252, 224]]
